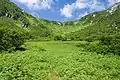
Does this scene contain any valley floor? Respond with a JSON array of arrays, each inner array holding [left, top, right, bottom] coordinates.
[[0, 41, 120, 80]]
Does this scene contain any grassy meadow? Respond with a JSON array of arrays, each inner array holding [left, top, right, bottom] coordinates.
[[0, 41, 120, 80]]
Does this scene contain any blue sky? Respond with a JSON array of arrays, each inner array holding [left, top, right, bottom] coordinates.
[[10, 0, 120, 22]]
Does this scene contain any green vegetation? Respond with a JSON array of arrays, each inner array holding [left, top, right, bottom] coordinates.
[[0, 41, 120, 80], [0, 28, 30, 52], [0, 0, 120, 80], [0, 0, 59, 39], [99, 36, 120, 55]]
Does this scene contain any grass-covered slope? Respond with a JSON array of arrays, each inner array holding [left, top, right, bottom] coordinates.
[[66, 3, 120, 41], [0, 0, 61, 39]]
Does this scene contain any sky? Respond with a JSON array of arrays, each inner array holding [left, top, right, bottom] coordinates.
[[10, 0, 120, 22]]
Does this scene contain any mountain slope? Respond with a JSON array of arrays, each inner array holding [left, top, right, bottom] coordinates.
[[0, 0, 61, 39], [66, 3, 120, 41]]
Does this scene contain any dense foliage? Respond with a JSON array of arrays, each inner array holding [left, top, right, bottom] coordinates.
[[76, 36, 120, 56], [99, 36, 120, 55], [0, 28, 29, 52], [0, 41, 120, 80], [54, 35, 67, 41]]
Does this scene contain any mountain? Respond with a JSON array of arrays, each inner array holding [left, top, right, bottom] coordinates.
[[0, 0, 61, 40], [66, 3, 120, 41]]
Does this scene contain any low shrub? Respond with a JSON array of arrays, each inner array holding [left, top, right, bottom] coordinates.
[[99, 36, 120, 55], [54, 35, 67, 41], [76, 42, 105, 53], [0, 28, 30, 52], [77, 36, 120, 56]]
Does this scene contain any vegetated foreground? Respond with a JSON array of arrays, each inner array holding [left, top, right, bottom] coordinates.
[[0, 41, 120, 80]]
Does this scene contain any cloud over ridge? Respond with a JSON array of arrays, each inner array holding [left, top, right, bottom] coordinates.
[[11, 0, 120, 21], [60, 0, 120, 18]]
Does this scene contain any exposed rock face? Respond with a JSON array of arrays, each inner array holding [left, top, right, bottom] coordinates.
[[22, 21, 29, 28]]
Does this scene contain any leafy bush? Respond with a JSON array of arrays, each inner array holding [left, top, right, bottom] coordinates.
[[0, 28, 29, 52], [76, 42, 105, 53], [54, 35, 67, 41], [99, 36, 120, 55], [76, 36, 120, 56], [99, 36, 112, 45], [54, 35, 63, 41]]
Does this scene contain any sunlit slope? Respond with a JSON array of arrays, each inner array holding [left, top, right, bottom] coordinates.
[[0, 0, 61, 38], [67, 3, 120, 41]]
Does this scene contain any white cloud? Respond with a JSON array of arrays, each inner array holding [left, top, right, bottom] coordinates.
[[60, 0, 89, 18], [60, 0, 120, 18], [15, 0, 54, 10], [75, 0, 88, 9], [60, 4, 73, 18], [88, 0, 106, 12]]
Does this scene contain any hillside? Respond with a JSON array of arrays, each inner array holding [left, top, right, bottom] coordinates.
[[66, 3, 120, 41], [0, 0, 62, 40]]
